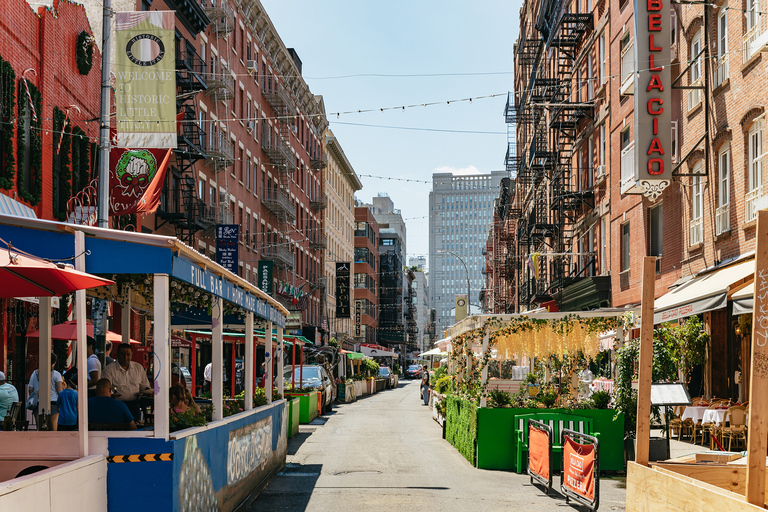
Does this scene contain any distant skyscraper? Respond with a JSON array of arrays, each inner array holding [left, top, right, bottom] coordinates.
[[429, 171, 506, 338]]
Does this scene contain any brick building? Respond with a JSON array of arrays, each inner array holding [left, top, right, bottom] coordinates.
[[354, 206, 379, 345], [508, 0, 768, 399], [0, 0, 102, 390], [85, 0, 329, 340]]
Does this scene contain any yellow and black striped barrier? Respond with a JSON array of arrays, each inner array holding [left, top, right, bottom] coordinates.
[[107, 453, 173, 463]]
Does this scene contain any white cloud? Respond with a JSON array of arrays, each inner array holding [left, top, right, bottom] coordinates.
[[434, 165, 483, 176]]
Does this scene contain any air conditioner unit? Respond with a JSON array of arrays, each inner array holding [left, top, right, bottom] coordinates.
[[219, 191, 229, 204], [247, 60, 258, 73], [595, 164, 605, 178], [246, 120, 254, 134]]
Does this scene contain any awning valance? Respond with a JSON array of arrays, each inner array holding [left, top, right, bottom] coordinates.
[[360, 345, 396, 358], [732, 282, 755, 316], [0, 193, 36, 219], [654, 259, 754, 323]]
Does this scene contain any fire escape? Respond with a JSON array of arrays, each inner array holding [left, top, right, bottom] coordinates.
[[514, 3, 594, 309], [156, 8, 212, 246]]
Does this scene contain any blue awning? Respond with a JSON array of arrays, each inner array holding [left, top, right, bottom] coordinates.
[[0, 193, 36, 219]]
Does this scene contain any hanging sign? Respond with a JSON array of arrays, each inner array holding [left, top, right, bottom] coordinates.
[[257, 261, 273, 295], [216, 225, 239, 274], [115, 11, 176, 148], [633, 0, 672, 201], [455, 294, 468, 322], [336, 262, 351, 318], [355, 300, 362, 337], [109, 147, 172, 215]]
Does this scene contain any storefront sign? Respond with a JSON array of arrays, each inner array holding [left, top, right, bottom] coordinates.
[[258, 261, 273, 295], [115, 11, 176, 148], [286, 312, 302, 330], [216, 224, 239, 274], [633, 0, 672, 201], [336, 262, 351, 318], [562, 436, 596, 502]]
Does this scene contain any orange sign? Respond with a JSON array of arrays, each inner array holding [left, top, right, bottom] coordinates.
[[528, 425, 550, 481], [563, 436, 595, 502]]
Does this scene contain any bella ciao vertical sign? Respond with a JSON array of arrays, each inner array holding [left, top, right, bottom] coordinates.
[[633, 0, 672, 201]]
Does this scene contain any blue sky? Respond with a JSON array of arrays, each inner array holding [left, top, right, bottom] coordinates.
[[260, 1, 522, 263]]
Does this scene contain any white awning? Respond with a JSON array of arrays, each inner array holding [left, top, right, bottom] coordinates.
[[732, 282, 755, 316], [0, 193, 36, 219], [359, 345, 397, 358], [654, 259, 754, 323], [421, 347, 446, 357]]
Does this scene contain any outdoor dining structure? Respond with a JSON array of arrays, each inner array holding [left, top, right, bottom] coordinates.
[[0, 214, 290, 512]]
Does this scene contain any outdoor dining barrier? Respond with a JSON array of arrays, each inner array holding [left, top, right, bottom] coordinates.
[[560, 429, 600, 511], [527, 419, 553, 494]]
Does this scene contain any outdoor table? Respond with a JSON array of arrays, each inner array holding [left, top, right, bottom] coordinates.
[[592, 379, 614, 394], [680, 406, 708, 423], [701, 408, 728, 427]]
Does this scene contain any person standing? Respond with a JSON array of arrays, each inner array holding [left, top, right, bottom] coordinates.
[[0, 371, 19, 421], [28, 353, 64, 430], [86, 337, 101, 390], [421, 365, 430, 406]]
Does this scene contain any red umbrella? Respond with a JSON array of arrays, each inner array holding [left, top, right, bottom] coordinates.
[[26, 320, 139, 343], [0, 241, 113, 297]]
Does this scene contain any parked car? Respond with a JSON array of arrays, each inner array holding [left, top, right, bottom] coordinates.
[[284, 365, 335, 413], [406, 364, 422, 379], [378, 367, 396, 388]]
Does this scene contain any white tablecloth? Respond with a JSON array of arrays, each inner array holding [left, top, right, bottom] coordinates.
[[592, 379, 614, 394], [702, 409, 727, 426], [680, 406, 709, 423]]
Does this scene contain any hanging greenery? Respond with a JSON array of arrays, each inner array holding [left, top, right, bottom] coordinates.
[[52, 107, 72, 221], [71, 127, 91, 194], [16, 79, 42, 205], [656, 316, 709, 385], [0, 55, 15, 190], [76, 31, 95, 75]]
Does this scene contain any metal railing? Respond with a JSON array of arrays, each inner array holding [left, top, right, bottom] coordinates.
[[743, 25, 761, 63], [716, 203, 730, 235], [262, 244, 294, 268], [204, 70, 234, 102], [746, 188, 762, 222], [261, 188, 296, 220], [261, 129, 295, 172], [308, 233, 326, 249], [203, 0, 235, 37], [689, 217, 703, 246], [206, 131, 234, 170]]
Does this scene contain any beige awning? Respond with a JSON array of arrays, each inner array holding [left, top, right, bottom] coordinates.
[[654, 259, 754, 323], [732, 282, 755, 316]]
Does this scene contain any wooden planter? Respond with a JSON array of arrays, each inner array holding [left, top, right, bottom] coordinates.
[[337, 382, 355, 403], [353, 380, 366, 397]]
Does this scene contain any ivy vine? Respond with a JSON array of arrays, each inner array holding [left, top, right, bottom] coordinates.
[[71, 127, 91, 193], [76, 32, 95, 76], [16, 79, 42, 205], [0, 55, 15, 190], [52, 107, 72, 221]]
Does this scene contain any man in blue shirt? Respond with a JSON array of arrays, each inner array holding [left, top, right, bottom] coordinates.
[[88, 378, 136, 430], [0, 371, 18, 420], [57, 377, 79, 431]]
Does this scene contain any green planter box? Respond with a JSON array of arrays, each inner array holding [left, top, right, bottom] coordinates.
[[286, 397, 300, 438], [447, 401, 625, 473], [285, 391, 319, 423]]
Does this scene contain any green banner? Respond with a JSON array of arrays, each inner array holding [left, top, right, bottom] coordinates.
[[258, 261, 273, 295], [115, 11, 176, 148]]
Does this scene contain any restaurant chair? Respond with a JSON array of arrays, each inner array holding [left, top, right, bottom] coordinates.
[[721, 405, 747, 451], [700, 400, 722, 446], [5, 402, 28, 431]]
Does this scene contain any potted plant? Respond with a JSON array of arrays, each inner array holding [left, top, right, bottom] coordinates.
[[525, 373, 540, 397]]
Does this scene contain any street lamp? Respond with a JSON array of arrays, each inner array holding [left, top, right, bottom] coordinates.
[[437, 250, 471, 318]]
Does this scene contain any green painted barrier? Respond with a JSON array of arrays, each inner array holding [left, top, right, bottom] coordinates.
[[454, 403, 624, 472], [286, 397, 300, 438], [285, 391, 319, 423]]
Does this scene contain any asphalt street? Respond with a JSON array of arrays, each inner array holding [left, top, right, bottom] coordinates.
[[248, 379, 627, 511]]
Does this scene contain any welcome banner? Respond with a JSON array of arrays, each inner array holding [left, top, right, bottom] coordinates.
[[115, 11, 176, 148]]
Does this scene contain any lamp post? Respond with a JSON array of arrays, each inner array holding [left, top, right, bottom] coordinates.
[[437, 250, 471, 317]]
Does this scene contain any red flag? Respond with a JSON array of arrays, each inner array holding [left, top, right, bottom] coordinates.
[[109, 147, 172, 215]]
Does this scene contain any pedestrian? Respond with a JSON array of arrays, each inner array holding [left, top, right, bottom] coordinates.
[[421, 365, 430, 406], [57, 377, 78, 431]]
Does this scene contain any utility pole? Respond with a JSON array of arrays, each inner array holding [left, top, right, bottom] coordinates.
[[97, 0, 112, 228]]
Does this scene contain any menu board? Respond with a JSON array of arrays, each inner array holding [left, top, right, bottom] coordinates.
[[650, 383, 692, 406]]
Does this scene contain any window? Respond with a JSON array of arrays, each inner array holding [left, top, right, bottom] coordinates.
[[717, 147, 731, 234], [599, 123, 606, 169], [715, 7, 728, 87], [245, 158, 251, 189], [747, 121, 764, 221], [587, 136, 594, 188], [650, 204, 663, 261], [600, 216, 607, 274], [620, 127, 636, 187], [620, 33, 634, 94], [689, 30, 702, 108], [599, 33, 606, 83], [621, 222, 630, 273], [690, 164, 704, 245], [671, 120, 678, 163], [587, 53, 594, 99]]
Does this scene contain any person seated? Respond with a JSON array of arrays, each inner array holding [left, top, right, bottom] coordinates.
[[170, 384, 190, 414], [177, 379, 201, 414], [88, 378, 136, 430], [102, 344, 152, 422]]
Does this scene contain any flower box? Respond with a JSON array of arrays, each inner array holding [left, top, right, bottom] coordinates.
[[284, 391, 319, 423], [286, 397, 300, 438], [353, 380, 366, 397]]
